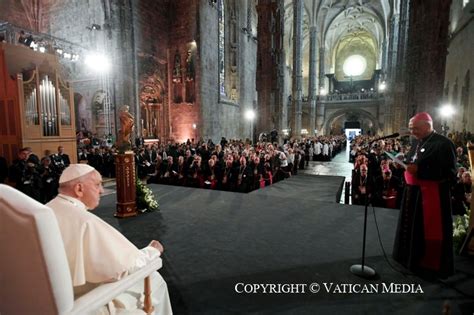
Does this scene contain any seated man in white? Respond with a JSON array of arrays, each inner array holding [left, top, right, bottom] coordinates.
[[46, 164, 172, 314]]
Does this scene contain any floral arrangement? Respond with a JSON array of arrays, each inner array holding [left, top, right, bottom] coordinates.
[[453, 208, 470, 253], [136, 178, 159, 212]]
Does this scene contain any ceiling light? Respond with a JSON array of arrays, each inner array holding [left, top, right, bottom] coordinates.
[[85, 53, 111, 73], [343, 55, 367, 76]]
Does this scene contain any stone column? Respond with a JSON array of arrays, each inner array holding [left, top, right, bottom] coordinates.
[[316, 102, 325, 135], [383, 13, 400, 133], [276, 0, 287, 139], [381, 39, 387, 72], [404, 0, 452, 129], [390, 1, 410, 133], [387, 14, 400, 82], [318, 45, 325, 91], [111, 0, 140, 139], [326, 74, 335, 94], [308, 26, 317, 136], [291, 0, 303, 138], [256, 0, 278, 135], [316, 45, 326, 134]]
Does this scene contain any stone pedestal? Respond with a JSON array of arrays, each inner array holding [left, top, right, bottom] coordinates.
[[114, 152, 137, 217]]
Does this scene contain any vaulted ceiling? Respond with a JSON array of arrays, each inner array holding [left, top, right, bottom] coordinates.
[[283, 0, 393, 84]]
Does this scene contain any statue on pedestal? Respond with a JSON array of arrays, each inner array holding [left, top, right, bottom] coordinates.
[[117, 105, 134, 153]]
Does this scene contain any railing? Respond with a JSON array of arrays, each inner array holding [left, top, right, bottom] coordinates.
[[0, 22, 82, 61], [288, 92, 384, 104], [317, 92, 383, 102]]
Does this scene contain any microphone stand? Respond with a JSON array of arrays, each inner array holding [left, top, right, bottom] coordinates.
[[350, 183, 377, 278]]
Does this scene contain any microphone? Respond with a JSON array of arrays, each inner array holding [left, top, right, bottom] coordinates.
[[378, 132, 400, 140], [370, 133, 400, 144]]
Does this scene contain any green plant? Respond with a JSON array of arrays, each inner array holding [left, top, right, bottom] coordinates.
[[136, 178, 159, 212], [453, 208, 470, 253]]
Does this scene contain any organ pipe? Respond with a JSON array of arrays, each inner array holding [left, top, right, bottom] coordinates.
[[21, 69, 73, 137]]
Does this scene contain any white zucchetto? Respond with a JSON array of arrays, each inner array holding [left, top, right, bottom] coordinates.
[[59, 164, 95, 184]]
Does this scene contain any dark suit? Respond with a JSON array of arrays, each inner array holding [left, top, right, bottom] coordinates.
[[0, 156, 8, 183], [351, 170, 372, 206]]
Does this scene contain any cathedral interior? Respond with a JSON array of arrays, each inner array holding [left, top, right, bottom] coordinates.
[[0, 0, 472, 146], [1, 0, 474, 314]]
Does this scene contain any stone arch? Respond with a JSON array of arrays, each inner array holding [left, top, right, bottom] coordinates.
[[322, 108, 380, 135], [140, 79, 166, 138]]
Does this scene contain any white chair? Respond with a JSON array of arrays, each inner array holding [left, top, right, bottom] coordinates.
[[0, 184, 162, 315]]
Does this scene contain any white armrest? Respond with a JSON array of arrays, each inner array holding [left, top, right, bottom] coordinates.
[[67, 257, 162, 315]]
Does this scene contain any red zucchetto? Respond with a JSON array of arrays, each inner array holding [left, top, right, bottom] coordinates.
[[410, 112, 433, 122]]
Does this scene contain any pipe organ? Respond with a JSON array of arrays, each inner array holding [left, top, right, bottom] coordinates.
[[0, 42, 77, 164]]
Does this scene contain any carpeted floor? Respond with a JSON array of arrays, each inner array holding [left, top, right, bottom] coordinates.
[[94, 175, 474, 315], [249, 174, 345, 203]]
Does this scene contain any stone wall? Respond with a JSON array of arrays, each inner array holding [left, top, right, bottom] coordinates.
[[444, 1, 474, 132], [135, 0, 170, 140], [404, 0, 451, 129], [198, 2, 221, 142], [198, 0, 258, 143], [238, 2, 258, 141], [48, 1, 114, 137]]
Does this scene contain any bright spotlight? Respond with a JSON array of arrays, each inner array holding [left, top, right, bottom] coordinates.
[[439, 104, 455, 118], [379, 81, 387, 91], [319, 87, 327, 96], [85, 53, 111, 73], [192, 123, 197, 129], [244, 109, 256, 121], [343, 55, 367, 76]]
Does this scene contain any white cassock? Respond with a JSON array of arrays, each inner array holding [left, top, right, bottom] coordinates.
[[47, 194, 173, 315], [314, 142, 322, 156], [323, 143, 329, 156]]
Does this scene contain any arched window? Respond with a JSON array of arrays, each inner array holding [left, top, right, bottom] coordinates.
[[218, 0, 226, 96]]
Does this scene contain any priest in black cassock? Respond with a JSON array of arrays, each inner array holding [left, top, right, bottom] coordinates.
[[393, 112, 457, 279]]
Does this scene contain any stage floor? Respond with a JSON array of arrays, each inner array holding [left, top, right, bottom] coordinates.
[[95, 174, 474, 315]]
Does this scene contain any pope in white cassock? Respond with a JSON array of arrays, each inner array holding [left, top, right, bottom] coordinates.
[[46, 164, 173, 314]]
